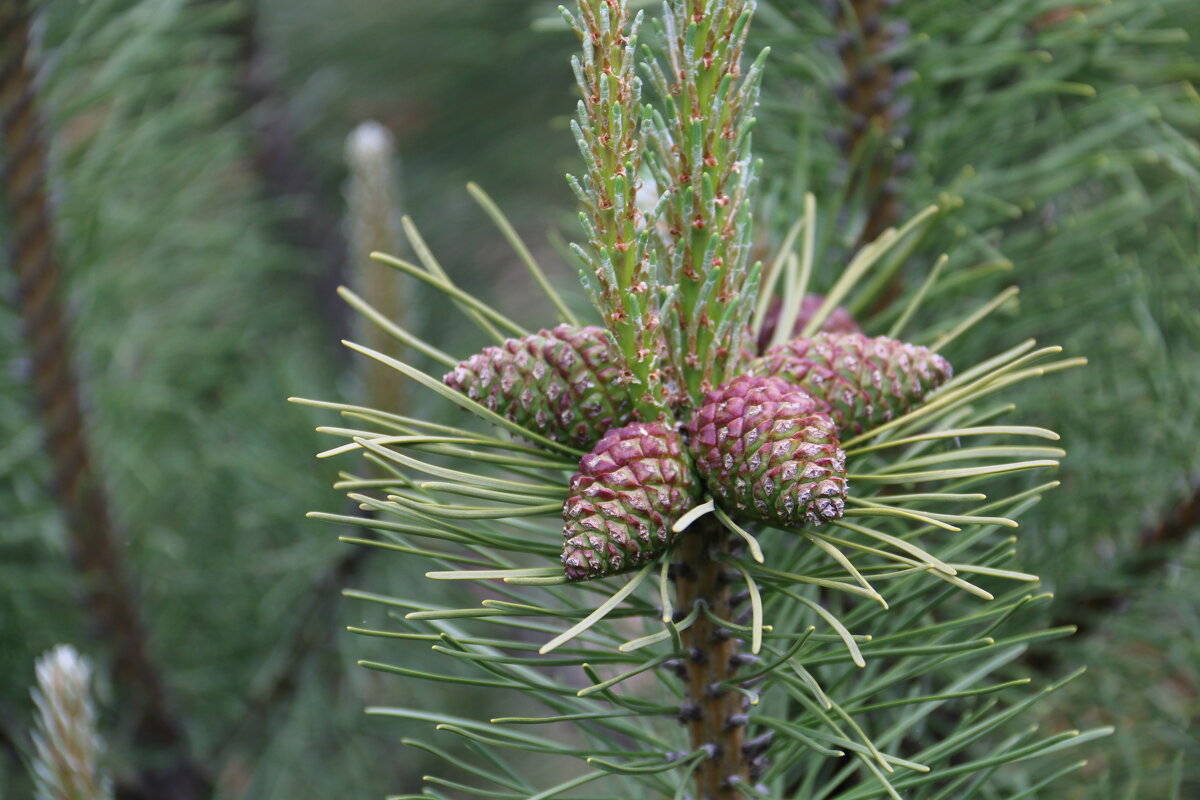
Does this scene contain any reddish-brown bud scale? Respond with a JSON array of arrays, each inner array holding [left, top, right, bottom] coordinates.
[[562, 422, 701, 580], [687, 375, 847, 527]]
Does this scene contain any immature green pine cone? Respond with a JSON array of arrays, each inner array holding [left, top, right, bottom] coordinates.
[[562, 421, 700, 581], [687, 375, 847, 527], [751, 333, 953, 435], [443, 325, 633, 449]]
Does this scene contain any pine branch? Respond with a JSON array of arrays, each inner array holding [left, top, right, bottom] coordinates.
[[672, 517, 756, 795], [298, 4, 1120, 796], [0, 8, 209, 799], [831, 0, 907, 250], [308, 200, 1105, 798]]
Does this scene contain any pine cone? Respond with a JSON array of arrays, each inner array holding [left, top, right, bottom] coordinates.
[[687, 375, 846, 527], [562, 421, 700, 580], [443, 325, 633, 449], [750, 333, 953, 435], [754, 294, 862, 355]]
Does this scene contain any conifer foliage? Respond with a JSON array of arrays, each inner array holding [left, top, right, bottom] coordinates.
[[751, 3, 1200, 791], [303, 1, 1112, 797]]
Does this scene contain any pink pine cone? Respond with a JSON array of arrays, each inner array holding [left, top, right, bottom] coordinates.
[[750, 333, 953, 435], [562, 421, 700, 581], [687, 375, 847, 527], [443, 324, 633, 449]]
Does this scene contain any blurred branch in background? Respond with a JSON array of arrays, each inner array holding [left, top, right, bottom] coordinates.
[[1, 2, 571, 797], [220, 0, 351, 349], [211, 541, 370, 787], [346, 120, 407, 411], [830, 0, 907, 252], [213, 118, 408, 790], [30, 645, 112, 800], [0, 7, 209, 799]]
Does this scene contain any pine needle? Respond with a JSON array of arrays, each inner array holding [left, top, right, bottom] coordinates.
[[540, 563, 655, 654]]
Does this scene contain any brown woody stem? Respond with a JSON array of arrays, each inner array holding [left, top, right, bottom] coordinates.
[[674, 516, 755, 798]]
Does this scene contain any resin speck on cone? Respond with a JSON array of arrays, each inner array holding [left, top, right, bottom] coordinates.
[[444, 324, 633, 449], [687, 375, 847, 527], [751, 332, 953, 435], [562, 421, 700, 580]]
